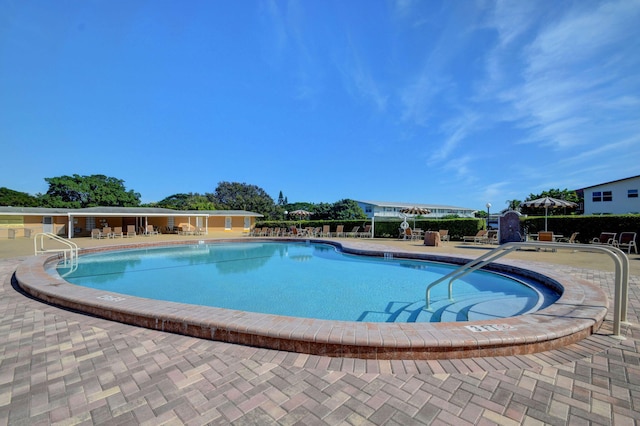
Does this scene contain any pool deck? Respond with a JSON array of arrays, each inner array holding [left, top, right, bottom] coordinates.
[[1, 234, 639, 424]]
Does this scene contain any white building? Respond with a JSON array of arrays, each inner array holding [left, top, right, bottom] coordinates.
[[355, 200, 476, 219], [580, 175, 640, 215]]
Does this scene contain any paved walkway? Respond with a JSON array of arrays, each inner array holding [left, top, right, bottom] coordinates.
[[1, 239, 639, 424]]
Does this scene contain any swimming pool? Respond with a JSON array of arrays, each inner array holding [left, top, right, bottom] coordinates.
[[56, 241, 559, 323], [17, 238, 608, 359]]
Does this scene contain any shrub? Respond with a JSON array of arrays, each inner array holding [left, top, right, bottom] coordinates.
[[521, 214, 640, 244], [256, 218, 484, 240]]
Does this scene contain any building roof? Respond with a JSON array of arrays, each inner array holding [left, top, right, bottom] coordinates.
[[579, 175, 640, 190], [0, 207, 71, 215], [356, 200, 477, 212], [201, 210, 263, 217], [0, 206, 263, 217]]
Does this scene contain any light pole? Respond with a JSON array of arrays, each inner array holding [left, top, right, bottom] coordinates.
[[486, 203, 491, 230]]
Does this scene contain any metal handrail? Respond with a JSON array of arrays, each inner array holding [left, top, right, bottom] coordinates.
[[34, 232, 79, 264], [425, 242, 630, 339]]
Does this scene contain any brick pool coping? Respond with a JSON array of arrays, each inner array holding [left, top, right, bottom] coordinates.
[[15, 238, 609, 360]]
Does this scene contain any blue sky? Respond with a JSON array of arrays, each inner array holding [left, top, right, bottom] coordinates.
[[1, 0, 639, 211]]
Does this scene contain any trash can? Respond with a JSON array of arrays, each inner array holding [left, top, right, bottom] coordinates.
[[423, 231, 441, 247], [23, 228, 32, 238], [8, 229, 16, 239]]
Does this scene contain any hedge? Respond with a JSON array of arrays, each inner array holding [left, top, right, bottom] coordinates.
[[256, 214, 640, 243], [521, 214, 640, 244], [255, 218, 484, 240]]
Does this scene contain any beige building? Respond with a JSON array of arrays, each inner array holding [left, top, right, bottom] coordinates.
[[0, 206, 263, 238]]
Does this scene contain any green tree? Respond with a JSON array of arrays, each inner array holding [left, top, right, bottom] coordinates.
[[330, 199, 367, 220], [525, 188, 579, 203], [283, 199, 366, 220], [0, 187, 39, 207], [153, 193, 215, 210], [505, 199, 522, 211], [208, 182, 277, 219], [39, 174, 141, 208], [522, 188, 579, 216], [284, 201, 316, 213], [310, 202, 332, 220]]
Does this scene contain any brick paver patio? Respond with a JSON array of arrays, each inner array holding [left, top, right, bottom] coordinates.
[[1, 245, 639, 424]]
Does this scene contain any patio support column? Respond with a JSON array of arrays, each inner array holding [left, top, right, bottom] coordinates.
[[371, 215, 375, 239], [67, 215, 73, 238]]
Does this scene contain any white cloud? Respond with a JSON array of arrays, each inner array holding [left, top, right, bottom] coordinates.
[[482, 181, 510, 206], [399, 73, 440, 126], [258, 0, 288, 64], [440, 154, 473, 180], [490, 0, 539, 47], [484, 0, 640, 153], [338, 36, 388, 112], [428, 111, 479, 163]]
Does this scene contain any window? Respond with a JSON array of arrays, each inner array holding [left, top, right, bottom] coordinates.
[[592, 191, 602, 202], [603, 191, 613, 202], [629, 189, 639, 198]]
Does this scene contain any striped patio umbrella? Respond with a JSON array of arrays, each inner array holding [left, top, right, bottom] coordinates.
[[521, 197, 577, 231], [288, 209, 313, 227], [399, 207, 431, 215], [399, 207, 431, 228]]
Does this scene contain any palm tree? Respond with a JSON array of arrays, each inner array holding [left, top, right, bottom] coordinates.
[[505, 199, 521, 211]]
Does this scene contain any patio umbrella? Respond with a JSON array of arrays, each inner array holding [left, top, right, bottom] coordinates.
[[288, 209, 312, 227], [399, 207, 431, 229], [521, 197, 577, 231]]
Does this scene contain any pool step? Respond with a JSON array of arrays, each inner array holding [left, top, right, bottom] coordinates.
[[364, 291, 526, 323]]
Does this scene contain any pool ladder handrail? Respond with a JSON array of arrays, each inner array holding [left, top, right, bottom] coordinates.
[[34, 232, 79, 265], [425, 241, 630, 339]]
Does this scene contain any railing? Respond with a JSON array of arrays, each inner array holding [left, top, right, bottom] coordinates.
[[34, 233, 79, 265], [425, 242, 630, 339]]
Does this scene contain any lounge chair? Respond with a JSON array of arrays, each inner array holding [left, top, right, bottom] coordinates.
[[411, 228, 425, 241], [126, 225, 136, 238], [91, 228, 101, 239], [556, 232, 579, 244], [482, 230, 498, 244], [399, 228, 420, 241], [332, 225, 344, 238], [145, 225, 159, 236], [590, 232, 616, 246], [614, 232, 638, 254], [111, 227, 124, 238], [358, 225, 372, 238], [320, 225, 331, 237], [346, 226, 360, 238], [463, 230, 487, 244], [100, 227, 112, 239], [438, 230, 449, 242], [280, 227, 292, 237], [181, 225, 195, 235]]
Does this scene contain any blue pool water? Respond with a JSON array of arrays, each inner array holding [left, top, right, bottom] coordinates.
[[56, 242, 559, 323]]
